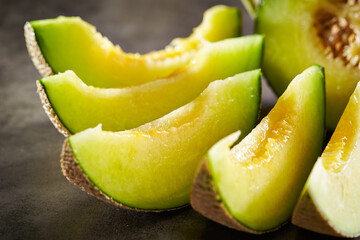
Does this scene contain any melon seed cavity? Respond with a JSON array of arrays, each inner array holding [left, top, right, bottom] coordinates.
[[314, 1, 360, 68]]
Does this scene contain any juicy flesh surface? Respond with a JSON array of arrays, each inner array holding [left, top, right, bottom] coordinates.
[[208, 66, 325, 231], [30, 5, 241, 88], [256, 0, 360, 128], [41, 36, 263, 134], [170, 5, 241, 50], [307, 82, 360, 235], [68, 70, 261, 210]]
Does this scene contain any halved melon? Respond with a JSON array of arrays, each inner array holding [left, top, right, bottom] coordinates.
[[191, 65, 325, 233], [255, 0, 360, 129], [292, 81, 360, 238], [62, 69, 261, 210], [38, 35, 264, 136], [25, 5, 241, 88]]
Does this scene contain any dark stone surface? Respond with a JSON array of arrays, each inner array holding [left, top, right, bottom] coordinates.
[[0, 0, 341, 239]]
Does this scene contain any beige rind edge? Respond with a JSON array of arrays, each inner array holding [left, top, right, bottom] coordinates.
[[292, 190, 358, 238], [36, 81, 71, 137], [24, 22, 53, 77], [61, 140, 186, 212], [190, 158, 282, 234]]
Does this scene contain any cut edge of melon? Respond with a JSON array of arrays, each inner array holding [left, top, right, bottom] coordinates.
[[291, 187, 354, 238], [36, 80, 71, 137], [25, 22, 54, 77], [191, 156, 285, 234], [61, 139, 187, 212]]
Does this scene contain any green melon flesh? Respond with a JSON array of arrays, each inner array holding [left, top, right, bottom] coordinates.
[[256, 0, 360, 129], [207, 65, 325, 231], [294, 81, 360, 237], [40, 35, 263, 134], [68, 70, 261, 210], [29, 5, 241, 88], [171, 5, 241, 48]]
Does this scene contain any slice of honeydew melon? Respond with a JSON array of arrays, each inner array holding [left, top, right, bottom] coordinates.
[[25, 5, 241, 88], [61, 69, 261, 211], [292, 81, 360, 238], [38, 35, 264, 136], [191, 65, 325, 233]]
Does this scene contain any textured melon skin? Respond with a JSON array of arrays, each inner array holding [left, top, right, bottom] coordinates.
[[67, 70, 261, 210], [293, 81, 360, 238], [28, 5, 242, 88], [207, 66, 325, 232], [39, 35, 264, 134], [190, 156, 282, 234], [255, 0, 360, 129]]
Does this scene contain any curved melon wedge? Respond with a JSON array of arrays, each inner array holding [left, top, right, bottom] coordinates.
[[191, 65, 325, 233], [25, 5, 241, 88], [38, 35, 264, 136], [292, 82, 360, 238], [61, 70, 261, 211]]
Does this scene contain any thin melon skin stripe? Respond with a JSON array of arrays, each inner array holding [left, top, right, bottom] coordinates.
[[191, 158, 286, 234], [61, 140, 187, 212], [24, 22, 54, 77], [292, 189, 351, 238], [36, 80, 71, 137]]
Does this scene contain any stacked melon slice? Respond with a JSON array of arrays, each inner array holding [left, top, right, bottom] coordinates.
[[63, 70, 262, 210], [26, 4, 360, 237], [38, 36, 264, 135], [25, 5, 242, 88], [26, 5, 265, 210]]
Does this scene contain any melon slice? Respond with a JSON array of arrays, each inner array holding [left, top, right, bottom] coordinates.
[[61, 69, 261, 211], [292, 81, 360, 238], [38, 35, 264, 136], [254, 0, 360, 128], [25, 5, 241, 88], [191, 65, 325, 233]]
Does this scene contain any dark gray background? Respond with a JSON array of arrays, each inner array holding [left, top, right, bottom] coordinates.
[[0, 0, 346, 239]]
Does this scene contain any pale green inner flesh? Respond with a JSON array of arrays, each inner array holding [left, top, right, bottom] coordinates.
[[307, 82, 360, 235], [30, 5, 241, 88], [256, 0, 360, 128], [68, 70, 261, 210], [40, 36, 263, 134], [208, 66, 325, 231], [171, 5, 241, 48]]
